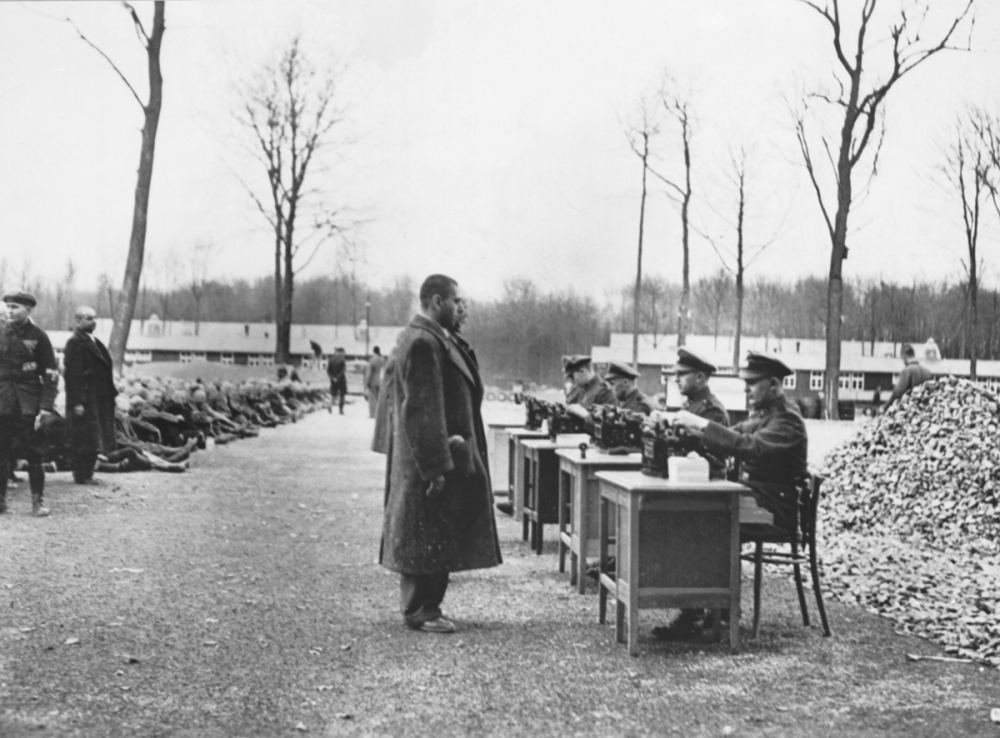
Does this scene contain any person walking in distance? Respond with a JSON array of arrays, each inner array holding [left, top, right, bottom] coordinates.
[[326, 347, 347, 415], [364, 346, 386, 419], [0, 292, 59, 516], [63, 306, 118, 485], [379, 274, 501, 633]]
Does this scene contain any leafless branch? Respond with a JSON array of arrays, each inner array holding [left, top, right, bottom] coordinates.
[[64, 16, 144, 109]]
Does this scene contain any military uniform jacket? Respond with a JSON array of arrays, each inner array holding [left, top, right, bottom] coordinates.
[[0, 319, 58, 416], [64, 328, 119, 454], [565, 375, 616, 408], [619, 387, 654, 415], [682, 386, 729, 426], [701, 392, 808, 531], [379, 314, 502, 575]]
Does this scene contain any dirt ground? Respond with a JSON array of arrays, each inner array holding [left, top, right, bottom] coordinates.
[[2, 400, 999, 737]]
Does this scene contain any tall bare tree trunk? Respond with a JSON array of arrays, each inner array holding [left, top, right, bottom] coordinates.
[[632, 132, 650, 369], [108, 2, 165, 373]]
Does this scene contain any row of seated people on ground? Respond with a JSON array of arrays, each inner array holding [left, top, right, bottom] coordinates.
[[5, 376, 330, 479]]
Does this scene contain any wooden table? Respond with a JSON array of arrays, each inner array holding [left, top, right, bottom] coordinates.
[[520, 435, 590, 553], [487, 423, 525, 498], [595, 470, 749, 656], [506, 428, 549, 522], [555, 448, 643, 593]]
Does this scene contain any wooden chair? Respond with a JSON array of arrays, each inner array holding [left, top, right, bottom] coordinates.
[[740, 472, 832, 638]]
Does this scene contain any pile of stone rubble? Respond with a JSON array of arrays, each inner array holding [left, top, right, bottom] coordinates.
[[818, 377, 1000, 666]]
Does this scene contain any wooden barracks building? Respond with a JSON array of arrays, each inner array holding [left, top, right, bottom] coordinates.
[[591, 333, 1000, 418]]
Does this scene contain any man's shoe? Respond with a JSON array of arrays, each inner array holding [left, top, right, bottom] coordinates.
[[32, 504, 51, 517], [495, 501, 513, 516], [651, 614, 704, 642], [74, 478, 104, 486], [418, 617, 457, 634], [586, 556, 616, 581]]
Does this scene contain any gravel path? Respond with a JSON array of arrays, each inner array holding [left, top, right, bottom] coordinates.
[[2, 403, 999, 737]]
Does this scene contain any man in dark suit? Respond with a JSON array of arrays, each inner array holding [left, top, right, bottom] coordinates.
[[63, 306, 118, 485], [326, 347, 347, 415], [0, 291, 59, 516], [379, 274, 502, 634]]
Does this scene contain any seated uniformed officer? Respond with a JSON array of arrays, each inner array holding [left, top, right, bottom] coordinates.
[[676, 351, 808, 533], [563, 356, 616, 422], [603, 361, 654, 415]]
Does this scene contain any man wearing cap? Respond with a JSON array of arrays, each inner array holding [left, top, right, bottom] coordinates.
[[676, 350, 807, 530], [674, 348, 729, 430], [63, 306, 118, 486], [603, 361, 654, 415], [656, 351, 807, 640], [0, 292, 59, 516], [326, 347, 348, 415], [564, 355, 616, 415]]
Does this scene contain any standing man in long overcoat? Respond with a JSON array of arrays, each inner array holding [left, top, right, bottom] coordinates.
[[379, 274, 501, 634], [63, 306, 118, 485]]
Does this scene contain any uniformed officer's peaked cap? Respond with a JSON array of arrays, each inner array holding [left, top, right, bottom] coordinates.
[[603, 361, 640, 381], [563, 355, 592, 375], [2, 291, 36, 308], [739, 351, 793, 380], [676, 348, 716, 375]]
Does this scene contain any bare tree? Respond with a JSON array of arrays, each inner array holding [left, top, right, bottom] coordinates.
[[67, 2, 166, 371], [235, 37, 347, 363], [794, 0, 975, 417], [701, 146, 782, 369], [624, 98, 661, 367], [647, 76, 695, 347], [187, 241, 215, 336], [940, 109, 992, 379]]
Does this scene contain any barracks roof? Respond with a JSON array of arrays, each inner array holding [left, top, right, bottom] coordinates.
[[592, 333, 1000, 379], [50, 318, 405, 357]]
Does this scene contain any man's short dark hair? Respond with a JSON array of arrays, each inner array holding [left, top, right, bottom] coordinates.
[[902, 344, 916, 359], [373, 346, 381, 354], [419, 274, 458, 309]]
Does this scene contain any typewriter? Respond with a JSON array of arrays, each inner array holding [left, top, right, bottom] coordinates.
[[591, 406, 645, 453], [513, 393, 554, 431], [641, 417, 725, 478]]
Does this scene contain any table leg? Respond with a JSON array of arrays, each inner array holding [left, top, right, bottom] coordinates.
[[557, 469, 568, 574], [522, 456, 531, 542], [577, 472, 589, 595], [627, 495, 640, 657], [598, 496, 609, 624], [728, 492, 741, 652]]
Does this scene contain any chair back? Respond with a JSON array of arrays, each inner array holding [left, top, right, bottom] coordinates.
[[797, 472, 823, 547]]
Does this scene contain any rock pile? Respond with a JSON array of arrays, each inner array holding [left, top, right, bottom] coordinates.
[[821, 376, 1000, 546], [818, 376, 1000, 665]]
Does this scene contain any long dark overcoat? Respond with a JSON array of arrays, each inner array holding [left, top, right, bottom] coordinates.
[[379, 314, 502, 575], [63, 329, 117, 454]]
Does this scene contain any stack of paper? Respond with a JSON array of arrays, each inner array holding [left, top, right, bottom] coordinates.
[[667, 456, 709, 483]]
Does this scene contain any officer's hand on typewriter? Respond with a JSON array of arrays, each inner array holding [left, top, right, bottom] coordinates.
[[673, 410, 709, 431]]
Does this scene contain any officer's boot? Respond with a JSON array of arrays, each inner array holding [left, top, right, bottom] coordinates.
[[29, 464, 49, 517], [0, 488, 7, 515]]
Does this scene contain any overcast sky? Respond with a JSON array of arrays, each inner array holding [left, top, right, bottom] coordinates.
[[2, 0, 998, 303]]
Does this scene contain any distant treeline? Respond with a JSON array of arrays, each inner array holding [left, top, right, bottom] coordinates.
[[6, 269, 997, 385]]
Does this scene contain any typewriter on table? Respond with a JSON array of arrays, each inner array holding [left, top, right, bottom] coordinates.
[[513, 393, 555, 431], [641, 416, 726, 478], [591, 406, 645, 453], [547, 402, 590, 439]]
